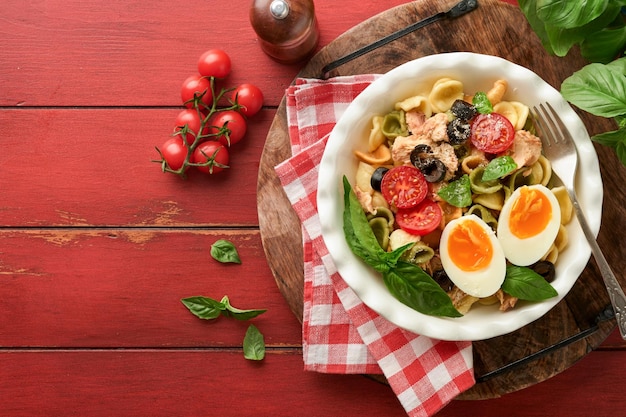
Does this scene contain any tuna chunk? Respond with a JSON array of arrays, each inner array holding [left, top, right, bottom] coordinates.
[[412, 112, 449, 143], [502, 130, 542, 168]]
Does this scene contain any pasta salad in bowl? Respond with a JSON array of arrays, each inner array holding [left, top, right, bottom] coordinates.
[[317, 52, 602, 341]]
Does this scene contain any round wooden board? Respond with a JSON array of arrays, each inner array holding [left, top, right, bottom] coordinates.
[[257, 0, 626, 399]]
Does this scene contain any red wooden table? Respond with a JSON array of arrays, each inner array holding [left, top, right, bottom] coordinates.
[[1, 0, 625, 416]]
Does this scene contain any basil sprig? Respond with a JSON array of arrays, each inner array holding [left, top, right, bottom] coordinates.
[[181, 295, 266, 320], [342, 177, 461, 318], [501, 265, 558, 301], [181, 295, 267, 361]]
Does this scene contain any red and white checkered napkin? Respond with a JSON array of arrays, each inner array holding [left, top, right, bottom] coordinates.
[[274, 76, 475, 417]]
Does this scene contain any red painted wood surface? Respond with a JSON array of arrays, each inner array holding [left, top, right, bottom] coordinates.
[[1, 0, 624, 416]]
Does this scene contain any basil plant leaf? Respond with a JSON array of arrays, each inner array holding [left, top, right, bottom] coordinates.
[[181, 296, 226, 320], [535, 0, 609, 29], [561, 60, 626, 118], [220, 296, 267, 321], [518, 0, 555, 54], [472, 92, 493, 114], [482, 156, 518, 181], [243, 324, 266, 361], [211, 239, 242, 264], [502, 265, 558, 301], [580, 26, 626, 64], [383, 261, 462, 318], [437, 174, 472, 207]]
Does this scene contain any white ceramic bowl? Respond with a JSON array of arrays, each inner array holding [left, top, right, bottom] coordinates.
[[317, 52, 602, 341]]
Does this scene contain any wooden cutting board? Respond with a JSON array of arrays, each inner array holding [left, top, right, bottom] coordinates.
[[257, 0, 625, 399]]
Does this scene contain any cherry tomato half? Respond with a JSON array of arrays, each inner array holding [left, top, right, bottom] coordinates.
[[160, 137, 188, 171], [396, 199, 443, 236], [230, 83, 264, 117], [192, 141, 229, 174], [174, 109, 206, 145], [181, 74, 212, 109], [198, 49, 231, 79], [208, 110, 247, 146], [470, 112, 515, 154], [381, 165, 428, 209]]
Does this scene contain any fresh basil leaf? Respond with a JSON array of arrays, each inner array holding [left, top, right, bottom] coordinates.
[[561, 61, 626, 118], [501, 265, 558, 301], [580, 26, 626, 64], [220, 295, 267, 321], [482, 156, 518, 181], [592, 126, 626, 147], [472, 92, 493, 114], [519, 0, 621, 57], [243, 324, 265, 361], [181, 296, 225, 320], [535, 0, 608, 29], [211, 239, 242, 264], [383, 261, 462, 318], [518, 0, 556, 54], [437, 174, 472, 207], [342, 176, 391, 272]]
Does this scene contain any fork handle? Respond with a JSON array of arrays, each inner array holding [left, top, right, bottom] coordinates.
[[568, 189, 626, 340]]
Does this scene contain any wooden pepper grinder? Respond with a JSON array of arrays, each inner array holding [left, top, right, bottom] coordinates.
[[250, 0, 319, 64]]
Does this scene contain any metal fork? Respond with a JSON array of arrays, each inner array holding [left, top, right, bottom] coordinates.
[[533, 102, 626, 340]]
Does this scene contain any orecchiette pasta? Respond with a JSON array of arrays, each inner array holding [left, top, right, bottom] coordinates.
[[395, 95, 432, 117], [428, 78, 464, 113], [368, 116, 387, 152]]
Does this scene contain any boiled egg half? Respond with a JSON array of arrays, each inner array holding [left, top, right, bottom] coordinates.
[[440, 214, 506, 298], [497, 184, 561, 266]]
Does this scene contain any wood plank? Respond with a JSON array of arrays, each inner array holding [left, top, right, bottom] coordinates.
[[0, 108, 274, 226], [0, 229, 302, 347], [0, 350, 407, 417], [0, 0, 412, 107], [0, 349, 624, 417]]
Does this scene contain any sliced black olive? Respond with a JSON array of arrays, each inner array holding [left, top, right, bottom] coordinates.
[[530, 260, 556, 282], [410, 144, 447, 182], [450, 99, 478, 121], [447, 118, 471, 145], [419, 158, 447, 183], [433, 269, 454, 292], [370, 167, 389, 192], [410, 144, 432, 168]]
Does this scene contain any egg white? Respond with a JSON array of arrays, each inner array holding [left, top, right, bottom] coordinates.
[[440, 214, 507, 298], [497, 184, 561, 266]]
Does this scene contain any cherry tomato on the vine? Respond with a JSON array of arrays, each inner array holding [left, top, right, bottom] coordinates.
[[160, 137, 188, 171], [181, 74, 212, 109], [230, 83, 264, 117], [174, 109, 206, 145], [396, 199, 443, 236], [208, 110, 247, 146], [470, 112, 515, 154], [381, 165, 428, 209], [192, 141, 230, 174], [198, 49, 231, 79]]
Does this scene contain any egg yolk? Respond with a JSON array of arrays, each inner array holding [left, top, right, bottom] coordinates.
[[448, 220, 493, 272], [509, 188, 552, 239]]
